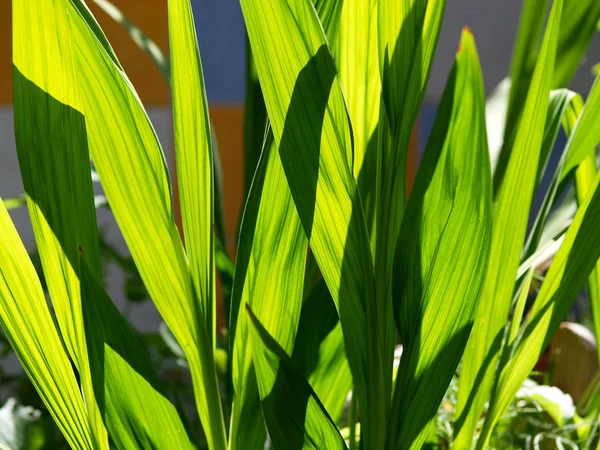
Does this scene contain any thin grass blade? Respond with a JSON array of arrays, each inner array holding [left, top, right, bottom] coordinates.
[[455, 1, 563, 445]]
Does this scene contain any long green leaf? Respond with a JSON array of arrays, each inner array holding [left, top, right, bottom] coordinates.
[[13, 3, 110, 446], [455, 0, 563, 446], [14, 1, 228, 447], [79, 253, 193, 449], [388, 29, 492, 450], [240, 0, 383, 447], [338, 0, 380, 239], [574, 154, 600, 363], [374, 0, 446, 401], [521, 89, 582, 260], [229, 130, 307, 449], [478, 171, 600, 448], [167, 0, 227, 447], [247, 306, 348, 450], [0, 202, 93, 450], [230, 3, 341, 445], [560, 72, 600, 182], [493, 0, 600, 191]]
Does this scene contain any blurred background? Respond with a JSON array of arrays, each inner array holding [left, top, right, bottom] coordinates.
[[0, 0, 598, 367]]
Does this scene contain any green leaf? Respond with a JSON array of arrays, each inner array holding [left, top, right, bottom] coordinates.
[[373, 0, 447, 400], [79, 253, 194, 450], [339, 0, 380, 175], [14, 1, 228, 446], [455, 0, 563, 445], [574, 155, 600, 363], [230, 3, 342, 445], [338, 0, 380, 238], [229, 130, 307, 449], [246, 306, 348, 450], [521, 89, 582, 260], [167, 0, 227, 446], [554, 0, 600, 86], [240, 0, 383, 447], [0, 202, 93, 450], [560, 72, 600, 182], [293, 279, 352, 422], [478, 170, 600, 449], [492, 0, 600, 191], [13, 5, 108, 445], [388, 29, 492, 450]]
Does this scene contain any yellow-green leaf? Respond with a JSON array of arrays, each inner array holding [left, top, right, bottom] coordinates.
[[240, 0, 383, 446], [247, 306, 348, 450], [455, 1, 563, 445], [79, 253, 194, 450], [389, 29, 492, 450], [0, 202, 93, 450]]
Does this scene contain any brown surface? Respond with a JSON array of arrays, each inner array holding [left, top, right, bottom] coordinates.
[[0, 1, 10, 104], [0, 0, 169, 105], [210, 107, 246, 256]]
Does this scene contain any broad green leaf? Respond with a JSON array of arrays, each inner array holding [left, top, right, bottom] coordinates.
[[240, 0, 383, 446], [338, 0, 381, 240], [13, 5, 108, 445], [168, 0, 227, 446], [374, 0, 446, 397], [339, 0, 380, 180], [388, 29, 492, 450], [14, 1, 226, 446], [79, 253, 194, 450], [293, 279, 352, 422], [247, 307, 348, 450], [477, 171, 600, 449], [230, 4, 341, 445], [229, 131, 307, 449], [455, 0, 563, 446], [0, 201, 93, 450], [313, 0, 343, 45]]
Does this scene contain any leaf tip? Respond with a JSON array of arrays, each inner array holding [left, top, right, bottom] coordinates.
[[458, 26, 474, 53]]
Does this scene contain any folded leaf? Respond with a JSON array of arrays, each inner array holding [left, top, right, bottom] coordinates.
[[247, 306, 348, 450], [229, 131, 307, 449], [293, 279, 352, 422], [79, 253, 194, 450], [240, 0, 386, 447]]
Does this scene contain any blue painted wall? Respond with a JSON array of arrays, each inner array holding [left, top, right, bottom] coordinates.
[[192, 0, 246, 103]]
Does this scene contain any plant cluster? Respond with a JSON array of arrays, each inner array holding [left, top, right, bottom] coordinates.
[[1, 0, 600, 449]]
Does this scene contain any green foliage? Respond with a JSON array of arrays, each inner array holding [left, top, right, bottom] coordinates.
[[3, 0, 600, 449]]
